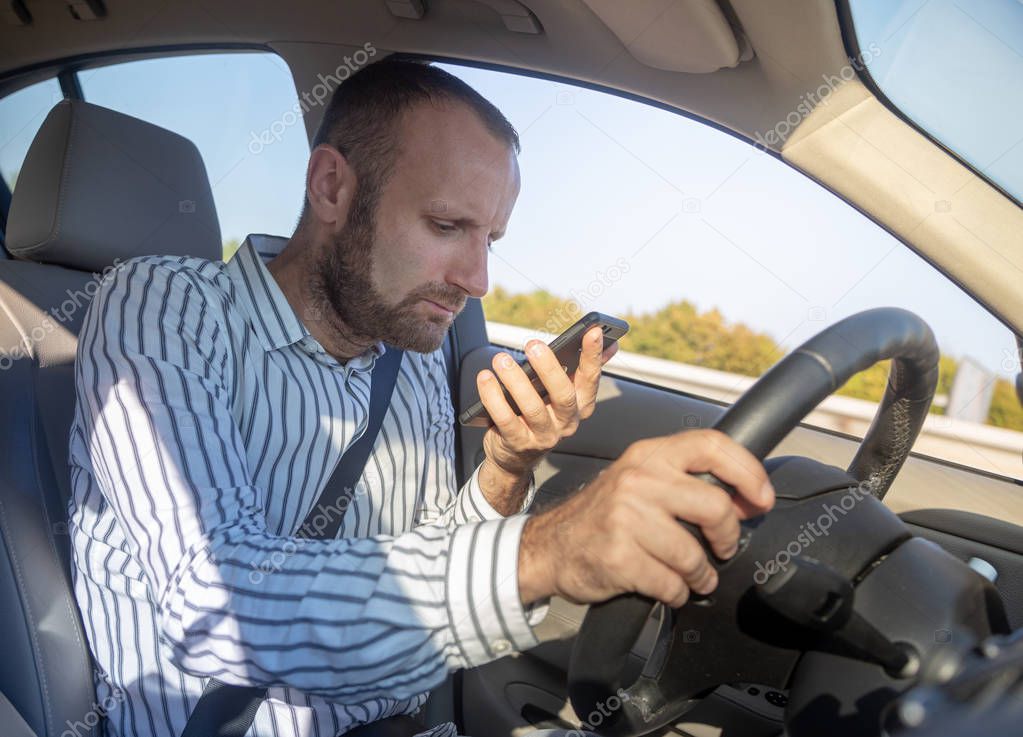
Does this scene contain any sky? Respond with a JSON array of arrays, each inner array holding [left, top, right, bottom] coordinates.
[[1, 0, 1021, 379]]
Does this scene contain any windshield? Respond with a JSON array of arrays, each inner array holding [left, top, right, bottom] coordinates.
[[848, 0, 1023, 203]]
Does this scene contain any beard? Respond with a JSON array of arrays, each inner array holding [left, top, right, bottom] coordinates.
[[308, 179, 466, 355]]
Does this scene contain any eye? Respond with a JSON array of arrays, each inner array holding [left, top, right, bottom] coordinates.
[[431, 219, 458, 235]]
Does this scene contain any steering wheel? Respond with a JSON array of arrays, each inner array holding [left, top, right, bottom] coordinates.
[[567, 307, 1009, 737]]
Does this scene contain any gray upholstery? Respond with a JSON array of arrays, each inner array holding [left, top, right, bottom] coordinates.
[[0, 100, 221, 736], [6, 99, 221, 270]]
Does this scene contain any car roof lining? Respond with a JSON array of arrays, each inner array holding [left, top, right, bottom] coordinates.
[[0, 0, 1019, 337]]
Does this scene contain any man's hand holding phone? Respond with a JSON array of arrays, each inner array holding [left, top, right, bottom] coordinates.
[[472, 320, 620, 513]]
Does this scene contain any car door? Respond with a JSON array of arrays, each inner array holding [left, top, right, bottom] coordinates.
[[434, 59, 1023, 736]]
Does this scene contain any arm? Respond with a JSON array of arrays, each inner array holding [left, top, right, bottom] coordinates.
[[76, 259, 539, 701]]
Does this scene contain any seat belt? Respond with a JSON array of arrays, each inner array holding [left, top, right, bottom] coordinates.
[[182, 345, 405, 737]]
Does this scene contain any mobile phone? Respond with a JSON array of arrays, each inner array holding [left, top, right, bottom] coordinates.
[[458, 311, 630, 427]]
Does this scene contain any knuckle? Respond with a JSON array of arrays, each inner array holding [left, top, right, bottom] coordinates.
[[602, 541, 630, 573], [558, 390, 578, 408], [695, 429, 722, 454], [605, 493, 634, 521], [614, 466, 645, 494], [523, 403, 547, 421], [702, 428, 729, 443], [504, 433, 529, 450], [624, 438, 653, 462], [665, 577, 689, 607], [625, 438, 649, 454], [706, 492, 733, 526], [677, 546, 708, 578]]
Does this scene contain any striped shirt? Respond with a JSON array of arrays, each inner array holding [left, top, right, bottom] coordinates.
[[67, 235, 542, 737]]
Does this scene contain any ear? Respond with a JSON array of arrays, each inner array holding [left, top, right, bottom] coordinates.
[[305, 144, 356, 232]]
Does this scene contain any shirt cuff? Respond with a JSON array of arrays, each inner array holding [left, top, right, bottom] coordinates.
[[454, 464, 538, 524], [445, 514, 540, 668]]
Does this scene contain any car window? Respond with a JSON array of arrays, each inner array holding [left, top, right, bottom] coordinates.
[[436, 62, 1023, 480], [847, 0, 1023, 204], [78, 51, 309, 259], [0, 77, 63, 193]]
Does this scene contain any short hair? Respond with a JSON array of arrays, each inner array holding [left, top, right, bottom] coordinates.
[[304, 57, 520, 217]]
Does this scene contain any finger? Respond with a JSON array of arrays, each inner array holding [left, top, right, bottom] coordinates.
[[626, 548, 694, 609], [476, 369, 527, 439], [491, 352, 554, 433], [634, 511, 720, 594], [644, 475, 743, 560], [668, 430, 775, 515], [573, 326, 605, 409], [523, 339, 578, 426], [600, 340, 619, 364]]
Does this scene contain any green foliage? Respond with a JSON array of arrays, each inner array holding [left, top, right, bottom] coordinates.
[[835, 360, 892, 402], [989, 378, 1023, 430], [619, 301, 780, 376], [482, 286, 581, 334], [835, 355, 958, 418], [483, 286, 1023, 431], [223, 238, 242, 261]]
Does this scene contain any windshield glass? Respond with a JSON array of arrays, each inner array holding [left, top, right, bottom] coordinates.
[[848, 0, 1023, 203]]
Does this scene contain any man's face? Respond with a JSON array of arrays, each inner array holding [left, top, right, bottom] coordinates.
[[312, 100, 520, 354]]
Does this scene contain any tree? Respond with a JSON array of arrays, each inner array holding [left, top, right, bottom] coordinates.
[[481, 286, 1023, 431], [223, 238, 242, 261]]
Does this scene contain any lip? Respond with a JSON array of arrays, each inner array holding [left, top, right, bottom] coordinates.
[[422, 299, 456, 317]]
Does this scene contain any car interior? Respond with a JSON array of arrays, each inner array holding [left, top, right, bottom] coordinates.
[[1, 1, 1022, 736]]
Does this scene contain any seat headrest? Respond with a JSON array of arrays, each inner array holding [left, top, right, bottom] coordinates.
[[6, 100, 222, 271]]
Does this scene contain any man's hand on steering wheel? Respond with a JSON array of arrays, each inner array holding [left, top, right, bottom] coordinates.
[[517, 429, 775, 609]]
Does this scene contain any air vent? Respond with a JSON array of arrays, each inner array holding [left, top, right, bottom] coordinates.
[[2, 0, 31, 26], [384, 0, 426, 20], [66, 0, 106, 21]]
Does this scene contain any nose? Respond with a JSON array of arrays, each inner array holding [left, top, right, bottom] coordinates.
[[448, 237, 489, 299]]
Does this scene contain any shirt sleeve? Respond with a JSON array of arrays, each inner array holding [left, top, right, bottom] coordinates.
[[414, 349, 538, 529], [74, 259, 541, 702]]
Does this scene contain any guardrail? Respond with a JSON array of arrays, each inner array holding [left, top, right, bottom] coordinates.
[[486, 321, 1023, 479]]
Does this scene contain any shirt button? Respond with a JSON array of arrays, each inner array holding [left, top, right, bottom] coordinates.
[[491, 638, 511, 654]]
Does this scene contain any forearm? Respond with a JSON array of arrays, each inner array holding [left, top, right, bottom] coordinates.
[[161, 514, 539, 700], [477, 457, 535, 516]]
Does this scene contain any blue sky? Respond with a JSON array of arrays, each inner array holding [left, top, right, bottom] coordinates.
[[851, 0, 1023, 203], [1, 0, 1020, 379]]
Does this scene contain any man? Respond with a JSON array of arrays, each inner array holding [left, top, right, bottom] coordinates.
[[68, 58, 774, 737]]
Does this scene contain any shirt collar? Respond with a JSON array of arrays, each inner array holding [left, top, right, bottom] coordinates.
[[226, 235, 385, 370]]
